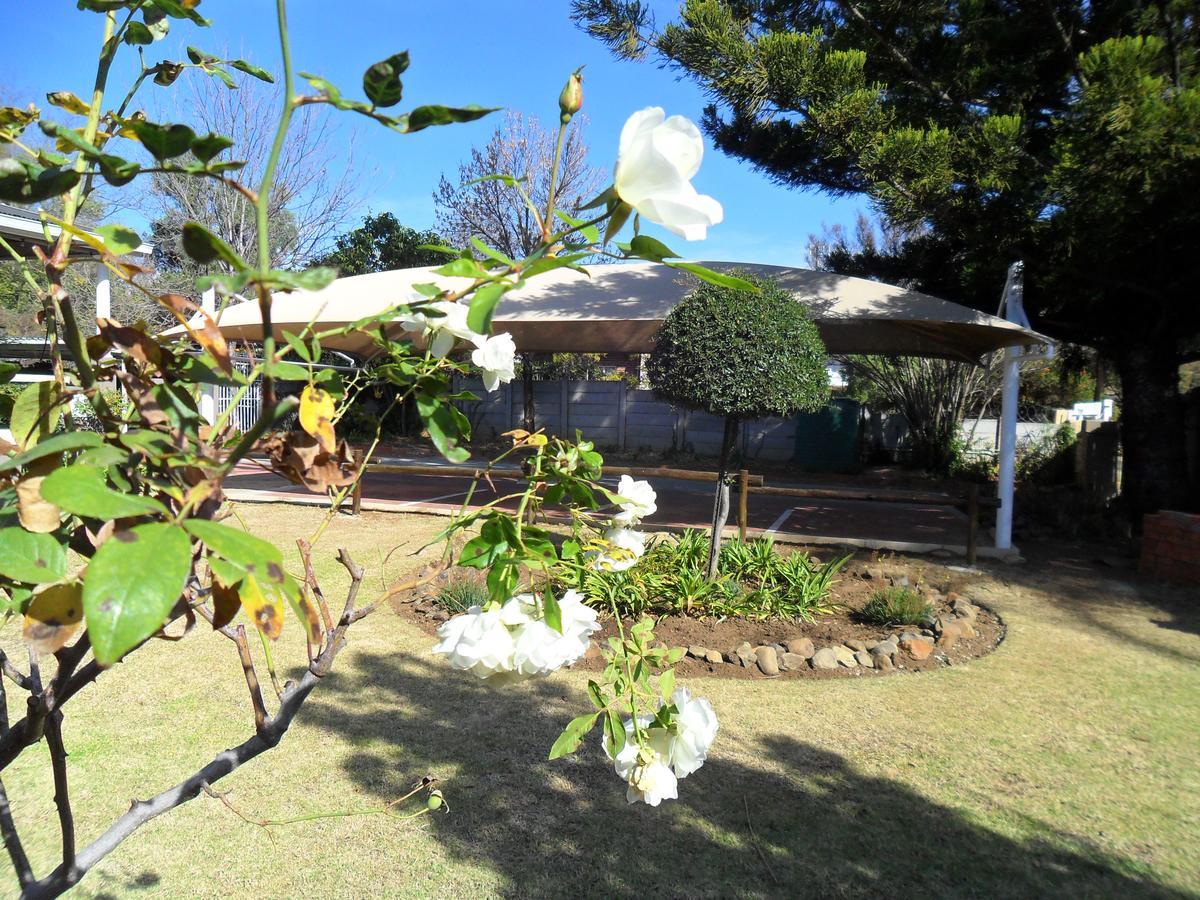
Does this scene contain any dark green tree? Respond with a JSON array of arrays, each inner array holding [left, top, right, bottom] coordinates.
[[649, 275, 828, 575], [313, 211, 449, 276], [574, 0, 1200, 516]]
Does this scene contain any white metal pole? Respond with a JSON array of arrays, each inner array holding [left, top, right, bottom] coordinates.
[[198, 286, 218, 424], [994, 262, 1025, 550], [94, 265, 110, 330]]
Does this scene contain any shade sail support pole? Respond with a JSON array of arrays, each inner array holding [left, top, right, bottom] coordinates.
[[94, 264, 110, 331], [198, 286, 218, 424]]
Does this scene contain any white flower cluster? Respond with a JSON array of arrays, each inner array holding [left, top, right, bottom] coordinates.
[[607, 688, 720, 806], [591, 475, 657, 572], [432, 589, 600, 682], [399, 299, 516, 392]]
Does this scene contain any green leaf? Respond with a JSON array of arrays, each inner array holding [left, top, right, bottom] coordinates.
[[555, 209, 600, 245], [265, 267, 337, 293], [659, 667, 675, 701], [181, 221, 246, 269], [38, 120, 103, 157], [266, 360, 310, 381], [229, 59, 274, 83], [182, 519, 285, 586], [416, 392, 470, 463], [627, 234, 680, 262], [10, 381, 61, 449], [587, 679, 606, 708], [0, 362, 18, 384], [664, 261, 759, 292], [83, 522, 192, 665], [94, 223, 141, 255], [0, 158, 80, 203], [405, 105, 496, 133], [603, 708, 627, 757], [0, 528, 66, 584], [466, 282, 508, 334], [362, 51, 409, 108], [548, 712, 599, 760], [125, 120, 196, 161], [186, 45, 219, 65], [189, 132, 234, 163], [123, 20, 154, 44], [152, 62, 184, 87], [205, 66, 238, 91], [142, 0, 210, 25], [433, 257, 488, 279], [0, 432, 103, 474], [542, 585, 562, 634], [40, 466, 166, 519], [97, 154, 140, 187]]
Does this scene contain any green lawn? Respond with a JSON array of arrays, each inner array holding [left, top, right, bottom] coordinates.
[[3, 504, 1199, 898]]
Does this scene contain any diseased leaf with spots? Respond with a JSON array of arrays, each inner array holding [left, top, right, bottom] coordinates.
[[23, 582, 83, 654], [82, 522, 192, 665], [287, 586, 322, 644], [548, 712, 599, 760], [0, 528, 66, 584], [238, 575, 283, 640], [183, 519, 286, 588]]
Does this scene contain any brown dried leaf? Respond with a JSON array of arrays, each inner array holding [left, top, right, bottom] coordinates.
[[263, 432, 357, 493], [156, 293, 232, 376], [211, 579, 241, 631], [98, 318, 164, 368], [23, 582, 83, 654], [17, 457, 61, 533]]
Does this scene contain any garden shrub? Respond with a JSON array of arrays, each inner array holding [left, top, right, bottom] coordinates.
[[435, 574, 489, 613], [564, 532, 846, 622], [860, 586, 933, 626]]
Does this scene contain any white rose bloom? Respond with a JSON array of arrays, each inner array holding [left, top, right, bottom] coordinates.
[[471, 332, 517, 392], [590, 527, 646, 572], [665, 687, 719, 778], [612, 475, 657, 524], [431, 605, 515, 680], [607, 717, 679, 806], [401, 299, 479, 357], [614, 107, 724, 241], [506, 589, 600, 676]]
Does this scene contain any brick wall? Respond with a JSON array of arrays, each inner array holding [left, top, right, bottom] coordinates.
[[1140, 511, 1200, 585]]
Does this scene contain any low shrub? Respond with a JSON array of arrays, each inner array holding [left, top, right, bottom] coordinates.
[[571, 533, 847, 622], [860, 587, 932, 626], [435, 575, 489, 614]]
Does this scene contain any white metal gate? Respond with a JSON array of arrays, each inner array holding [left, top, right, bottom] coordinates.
[[216, 364, 261, 433]]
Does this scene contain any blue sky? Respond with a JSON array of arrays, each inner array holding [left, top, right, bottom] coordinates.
[[1, 0, 864, 266]]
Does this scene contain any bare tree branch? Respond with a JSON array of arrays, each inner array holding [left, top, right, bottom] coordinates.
[[0, 778, 33, 889], [434, 112, 604, 259], [20, 550, 370, 900], [44, 714, 75, 877]]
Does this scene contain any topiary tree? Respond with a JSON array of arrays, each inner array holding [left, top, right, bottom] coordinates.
[[649, 275, 829, 577]]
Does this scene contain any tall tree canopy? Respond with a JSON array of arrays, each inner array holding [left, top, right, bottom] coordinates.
[[574, 0, 1200, 515], [313, 212, 448, 276]]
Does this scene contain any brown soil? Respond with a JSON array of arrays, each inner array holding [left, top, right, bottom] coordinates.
[[390, 547, 1005, 679]]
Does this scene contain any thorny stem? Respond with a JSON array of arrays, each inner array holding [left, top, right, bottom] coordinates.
[[542, 119, 569, 244]]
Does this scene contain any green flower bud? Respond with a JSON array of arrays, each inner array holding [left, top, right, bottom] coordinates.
[[558, 68, 584, 123]]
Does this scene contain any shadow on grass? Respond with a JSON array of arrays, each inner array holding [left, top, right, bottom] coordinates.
[[302, 651, 1186, 899]]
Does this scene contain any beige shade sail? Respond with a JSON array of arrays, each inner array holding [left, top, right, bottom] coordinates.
[[171, 261, 1051, 362]]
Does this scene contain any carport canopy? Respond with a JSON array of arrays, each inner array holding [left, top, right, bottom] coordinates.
[[177, 261, 1051, 362]]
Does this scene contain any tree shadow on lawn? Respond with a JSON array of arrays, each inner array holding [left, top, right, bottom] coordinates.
[[302, 652, 1186, 899]]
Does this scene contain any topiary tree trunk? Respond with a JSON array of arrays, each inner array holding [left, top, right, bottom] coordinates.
[[706, 415, 740, 578]]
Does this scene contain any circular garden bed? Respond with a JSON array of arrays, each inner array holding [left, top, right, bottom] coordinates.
[[393, 541, 1004, 679]]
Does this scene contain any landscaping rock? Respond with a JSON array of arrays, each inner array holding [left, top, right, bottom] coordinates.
[[687, 645, 711, 660], [890, 574, 911, 588], [872, 650, 895, 671], [869, 639, 898, 659], [781, 652, 807, 671], [958, 620, 978, 638], [786, 637, 815, 658], [735, 642, 756, 668], [854, 650, 875, 668], [900, 634, 935, 660], [705, 650, 724, 665], [937, 621, 964, 650], [845, 639, 868, 652], [951, 597, 979, 622], [429, 609, 450, 622], [832, 645, 858, 668], [811, 648, 839, 670], [755, 646, 780, 676]]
